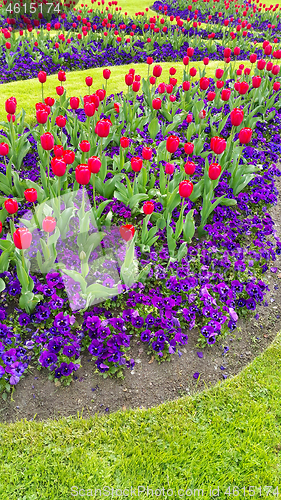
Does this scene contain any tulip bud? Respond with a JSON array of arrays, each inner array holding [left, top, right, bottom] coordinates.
[[153, 65, 162, 77], [166, 135, 179, 154], [142, 147, 153, 160], [239, 127, 253, 144], [79, 140, 91, 153], [56, 115, 66, 128], [85, 76, 93, 87], [221, 88, 231, 101], [179, 180, 193, 198], [184, 143, 194, 155], [131, 157, 143, 172], [165, 163, 174, 175], [184, 161, 196, 175], [152, 98, 162, 110], [51, 158, 67, 177], [230, 108, 244, 126], [40, 132, 54, 151], [208, 162, 222, 180], [24, 188, 37, 203], [120, 224, 135, 241], [0, 142, 9, 156], [5, 97, 17, 115], [42, 216, 56, 233], [75, 164, 91, 185], [70, 97, 80, 110], [252, 76, 261, 88], [95, 119, 111, 137], [143, 201, 154, 215], [210, 136, 226, 155], [88, 156, 101, 173], [4, 198, 18, 214], [38, 71, 47, 84], [103, 68, 111, 79]]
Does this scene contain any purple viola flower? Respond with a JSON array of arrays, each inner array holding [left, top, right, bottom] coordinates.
[[234, 260, 246, 272], [0, 308, 6, 320], [155, 330, 168, 342], [85, 315, 101, 332], [49, 294, 64, 310], [2, 348, 17, 365], [131, 316, 144, 328], [88, 340, 104, 357], [59, 362, 74, 377], [5, 361, 26, 377], [47, 337, 64, 354], [35, 305, 51, 321], [140, 329, 151, 342], [54, 312, 70, 329], [110, 317, 124, 330], [18, 313, 31, 326], [39, 351, 58, 368], [151, 340, 165, 352], [46, 272, 62, 288], [0, 365, 5, 378], [8, 280, 21, 296], [246, 298, 256, 310], [62, 344, 79, 358], [96, 361, 109, 373]]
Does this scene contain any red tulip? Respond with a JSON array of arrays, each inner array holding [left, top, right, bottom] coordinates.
[[207, 92, 216, 102], [221, 88, 231, 101], [210, 136, 226, 155], [182, 81, 190, 91], [239, 127, 253, 144], [230, 108, 244, 126], [120, 224, 135, 241], [5, 97, 17, 115], [273, 82, 281, 91], [257, 59, 266, 70], [187, 47, 194, 57], [132, 81, 140, 92], [215, 68, 224, 79], [184, 161, 196, 175], [88, 156, 101, 173], [63, 150, 75, 165], [54, 145, 64, 158], [24, 188, 37, 203], [36, 109, 48, 124], [42, 216, 56, 233], [146, 57, 153, 65], [120, 137, 129, 148], [224, 47, 231, 58], [153, 65, 162, 77], [143, 201, 154, 215], [272, 65, 280, 76], [84, 102, 95, 117], [238, 81, 249, 95], [199, 77, 210, 90], [165, 163, 174, 175], [125, 74, 133, 86], [70, 97, 79, 110], [75, 164, 91, 185], [166, 135, 179, 154], [58, 70, 66, 82], [208, 162, 222, 180], [183, 56, 189, 66], [216, 80, 224, 89], [189, 67, 197, 77], [0, 221, 2, 233], [51, 158, 66, 177], [79, 140, 91, 153], [103, 68, 111, 79], [179, 180, 193, 198], [56, 115, 66, 127], [264, 44, 272, 56], [95, 119, 111, 137], [4, 198, 18, 214], [131, 157, 143, 172], [142, 147, 152, 160], [186, 113, 193, 123], [203, 57, 209, 66], [152, 98, 162, 110], [234, 47, 240, 56], [252, 76, 261, 88], [45, 97, 55, 107], [40, 132, 54, 151], [0, 142, 9, 156], [56, 86, 64, 96], [184, 143, 194, 155], [13, 227, 32, 250], [85, 76, 93, 87], [198, 109, 206, 119], [38, 71, 47, 83], [150, 77, 156, 85], [249, 53, 257, 64]]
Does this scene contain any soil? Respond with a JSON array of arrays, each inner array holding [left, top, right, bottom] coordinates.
[[1, 180, 281, 424]]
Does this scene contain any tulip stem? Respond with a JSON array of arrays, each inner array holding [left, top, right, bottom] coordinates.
[[32, 203, 40, 230], [100, 139, 103, 160], [92, 174, 96, 211], [41, 82, 44, 103], [21, 249, 25, 270], [82, 185, 85, 216]]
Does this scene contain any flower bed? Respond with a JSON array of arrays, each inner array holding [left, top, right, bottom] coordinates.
[[0, 54, 281, 400]]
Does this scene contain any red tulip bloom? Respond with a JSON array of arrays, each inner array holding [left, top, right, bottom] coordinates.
[[184, 143, 194, 155], [45, 97, 55, 107], [210, 136, 226, 155], [249, 53, 257, 64], [120, 137, 130, 148], [273, 82, 281, 91], [95, 119, 111, 137], [56, 86, 64, 96], [179, 180, 193, 198], [132, 81, 140, 92], [0, 142, 9, 156], [230, 108, 244, 126], [142, 147, 152, 160], [153, 65, 162, 77], [189, 67, 197, 77], [131, 157, 143, 172], [79, 140, 91, 153], [103, 68, 111, 79], [40, 132, 54, 151], [224, 47, 231, 58], [182, 81, 190, 91], [272, 65, 280, 76], [54, 145, 64, 158], [84, 102, 95, 117], [58, 70, 66, 82], [24, 188, 37, 203], [38, 71, 47, 83], [165, 163, 174, 175], [239, 127, 253, 144], [85, 76, 93, 87], [186, 113, 193, 123], [187, 47, 194, 57], [208, 92, 215, 102], [36, 109, 48, 124], [42, 216, 56, 233], [13, 227, 32, 250], [56, 115, 66, 128], [152, 98, 162, 110], [4, 198, 18, 214], [88, 156, 101, 173], [252, 76, 261, 88], [183, 56, 189, 66], [125, 74, 133, 86], [184, 161, 196, 175], [70, 97, 80, 110], [199, 77, 210, 90], [63, 150, 75, 165], [51, 158, 66, 177], [5, 97, 17, 115], [143, 201, 154, 215], [120, 224, 135, 241], [75, 164, 91, 185], [215, 68, 224, 79], [209, 163, 221, 180], [257, 59, 266, 70], [166, 135, 179, 154], [238, 81, 249, 95], [221, 88, 231, 101]]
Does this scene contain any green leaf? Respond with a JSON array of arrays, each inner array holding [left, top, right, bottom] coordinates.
[[148, 117, 160, 140], [0, 278, 6, 292]]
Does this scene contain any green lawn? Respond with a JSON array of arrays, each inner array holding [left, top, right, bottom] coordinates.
[[0, 333, 280, 498], [2, 60, 245, 125]]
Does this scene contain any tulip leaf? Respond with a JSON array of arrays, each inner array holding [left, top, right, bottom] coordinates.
[[148, 117, 160, 141]]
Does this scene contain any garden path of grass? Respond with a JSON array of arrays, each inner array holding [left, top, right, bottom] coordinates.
[[1, 59, 246, 124]]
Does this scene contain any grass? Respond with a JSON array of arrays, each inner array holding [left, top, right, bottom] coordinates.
[[0, 332, 281, 498], [1, 59, 246, 125]]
